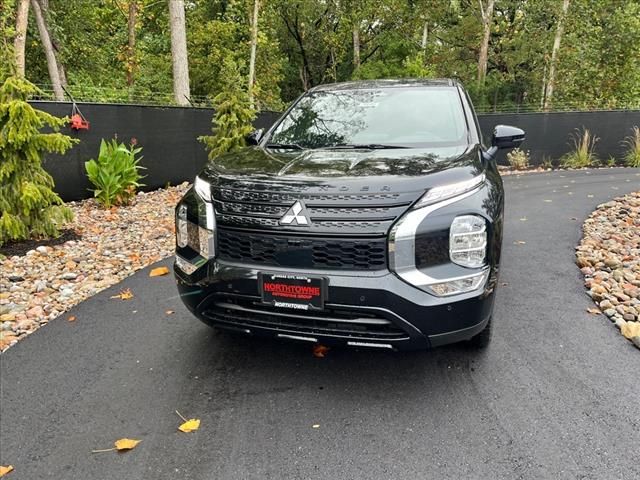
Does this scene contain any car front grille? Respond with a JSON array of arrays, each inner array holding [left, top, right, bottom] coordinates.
[[212, 186, 417, 236], [217, 229, 387, 270], [212, 183, 419, 270], [201, 296, 410, 341]]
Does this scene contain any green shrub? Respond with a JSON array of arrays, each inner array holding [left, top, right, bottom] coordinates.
[[506, 148, 530, 170], [622, 126, 640, 167], [199, 58, 255, 159], [561, 127, 599, 168], [85, 139, 145, 208], [0, 77, 76, 246]]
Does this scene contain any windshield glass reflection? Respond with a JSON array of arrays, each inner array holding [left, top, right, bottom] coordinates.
[[269, 87, 468, 149]]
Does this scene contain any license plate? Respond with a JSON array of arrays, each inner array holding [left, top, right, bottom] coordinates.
[[259, 273, 326, 311]]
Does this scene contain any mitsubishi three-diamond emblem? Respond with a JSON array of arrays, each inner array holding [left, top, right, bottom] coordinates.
[[279, 200, 310, 226]]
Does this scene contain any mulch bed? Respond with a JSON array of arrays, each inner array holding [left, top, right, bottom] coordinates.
[[0, 229, 82, 258]]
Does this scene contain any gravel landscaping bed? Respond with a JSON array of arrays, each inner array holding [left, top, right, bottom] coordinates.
[[576, 191, 640, 350], [0, 184, 189, 352]]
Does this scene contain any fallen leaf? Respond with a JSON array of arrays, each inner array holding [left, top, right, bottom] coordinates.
[[92, 438, 141, 454], [500, 282, 509, 287], [114, 438, 141, 451], [587, 194, 594, 198], [621, 321, 640, 340], [149, 266, 170, 277], [313, 344, 330, 358], [111, 288, 134, 300], [586, 308, 601, 315], [165, 310, 175, 315], [544, 199, 552, 203], [312, 424, 320, 429], [519, 217, 527, 221], [68, 316, 76, 322], [178, 419, 201, 433], [0, 465, 13, 477], [514, 241, 526, 245]]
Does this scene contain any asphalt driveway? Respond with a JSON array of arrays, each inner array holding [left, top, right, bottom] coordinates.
[[1, 168, 639, 480]]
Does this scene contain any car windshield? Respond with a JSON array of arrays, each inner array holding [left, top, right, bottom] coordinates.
[[267, 87, 468, 150]]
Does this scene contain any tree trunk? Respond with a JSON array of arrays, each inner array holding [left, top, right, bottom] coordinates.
[[421, 20, 428, 52], [352, 25, 360, 70], [543, 0, 570, 111], [540, 61, 548, 110], [168, 0, 190, 106], [248, 0, 259, 108], [127, 0, 137, 88], [30, 0, 63, 100], [477, 0, 495, 85], [38, 0, 66, 87], [14, 0, 30, 77]]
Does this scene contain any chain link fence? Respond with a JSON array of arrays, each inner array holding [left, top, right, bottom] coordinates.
[[31, 84, 640, 113]]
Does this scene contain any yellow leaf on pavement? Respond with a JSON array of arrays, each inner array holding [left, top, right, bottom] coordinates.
[[621, 321, 640, 340], [111, 288, 134, 300], [114, 438, 141, 451], [149, 266, 170, 277], [0, 465, 14, 477], [68, 316, 77, 322], [178, 418, 201, 433]]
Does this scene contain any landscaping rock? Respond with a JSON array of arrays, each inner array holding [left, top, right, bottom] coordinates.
[[0, 183, 190, 352], [577, 191, 640, 351]]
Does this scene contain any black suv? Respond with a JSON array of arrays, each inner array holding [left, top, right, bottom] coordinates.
[[174, 79, 524, 351]]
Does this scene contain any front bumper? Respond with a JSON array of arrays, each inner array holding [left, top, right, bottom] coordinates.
[[174, 259, 495, 351]]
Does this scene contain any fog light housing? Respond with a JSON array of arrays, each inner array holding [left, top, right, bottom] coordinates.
[[427, 271, 489, 297], [450, 215, 487, 268]]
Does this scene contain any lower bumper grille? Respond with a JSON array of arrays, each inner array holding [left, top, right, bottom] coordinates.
[[216, 229, 387, 270], [201, 296, 410, 341]]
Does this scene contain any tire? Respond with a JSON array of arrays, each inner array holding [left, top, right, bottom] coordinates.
[[466, 316, 492, 349]]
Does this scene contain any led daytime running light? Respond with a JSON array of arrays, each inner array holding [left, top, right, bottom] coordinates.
[[414, 174, 485, 209]]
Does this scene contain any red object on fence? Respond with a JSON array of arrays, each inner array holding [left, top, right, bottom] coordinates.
[[69, 103, 90, 130], [70, 113, 90, 130]]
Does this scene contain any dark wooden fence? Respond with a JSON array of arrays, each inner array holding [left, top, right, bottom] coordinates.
[[32, 101, 640, 201]]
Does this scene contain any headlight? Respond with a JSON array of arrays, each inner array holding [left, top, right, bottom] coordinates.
[[449, 215, 487, 268], [194, 175, 212, 202], [413, 174, 485, 209], [175, 181, 216, 275], [388, 175, 490, 297], [176, 204, 188, 248]]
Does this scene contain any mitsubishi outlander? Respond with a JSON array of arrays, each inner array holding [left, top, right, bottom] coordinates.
[[174, 79, 524, 351]]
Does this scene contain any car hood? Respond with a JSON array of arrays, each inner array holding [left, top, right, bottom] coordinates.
[[200, 144, 485, 191]]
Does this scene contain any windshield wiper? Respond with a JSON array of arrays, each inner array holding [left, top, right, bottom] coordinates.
[[324, 143, 410, 150], [265, 142, 304, 150]]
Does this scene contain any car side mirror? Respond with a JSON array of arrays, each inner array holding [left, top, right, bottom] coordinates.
[[485, 125, 525, 161], [246, 128, 264, 146], [492, 125, 525, 149]]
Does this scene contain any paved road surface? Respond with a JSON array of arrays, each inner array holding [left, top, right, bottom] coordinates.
[[1, 168, 639, 480]]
